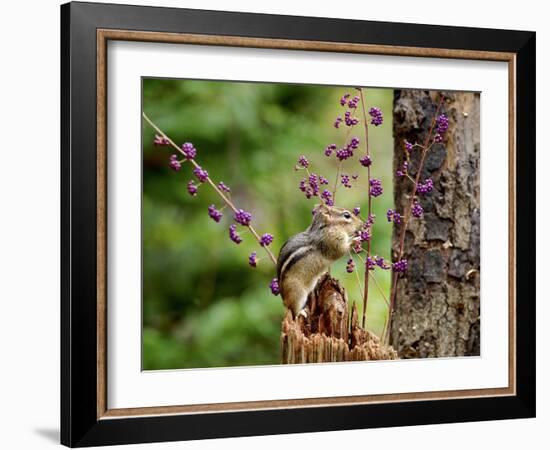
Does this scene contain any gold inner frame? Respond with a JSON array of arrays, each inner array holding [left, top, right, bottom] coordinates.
[[96, 29, 517, 420]]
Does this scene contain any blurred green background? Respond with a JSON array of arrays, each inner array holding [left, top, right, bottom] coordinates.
[[142, 79, 394, 370]]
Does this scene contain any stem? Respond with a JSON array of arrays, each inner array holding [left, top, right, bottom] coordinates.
[[359, 88, 372, 329], [385, 95, 445, 343], [333, 160, 343, 201], [349, 253, 364, 296], [405, 174, 417, 184], [332, 116, 354, 201], [143, 112, 277, 265], [369, 272, 390, 307], [380, 313, 389, 345]]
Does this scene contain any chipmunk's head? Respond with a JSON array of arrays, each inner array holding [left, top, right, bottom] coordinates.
[[310, 203, 364, 238]]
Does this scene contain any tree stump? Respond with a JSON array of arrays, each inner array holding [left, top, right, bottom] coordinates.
[[280, 274, 398, 363], [390, 90, 481, 358]]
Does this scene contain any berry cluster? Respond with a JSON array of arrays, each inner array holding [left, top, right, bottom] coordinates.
[[208, 204, 223, 223], [269, 278, 280, 295], [392, 259, 408, 273], [193, 166, 208, 182], [417, 178, 434, 194], [321, 189, 334, 206], [154, 135, 170, 146], [297, 155, 309, 169], [234, 209, 252, 226], [411, 200, 423, 218], [386, 209, 402, 224], [368, 107, 383, 126], [369, 178, 383, 197], [181, 142, 197, 160], [169, 154, 181, 172], [359, 155, 372, 167], [229, 224, 242, 244], [341, 174, 352, 188], [396, 160, 408, 178], [218, 181, 231, 193], [260, 233, 274, 247]]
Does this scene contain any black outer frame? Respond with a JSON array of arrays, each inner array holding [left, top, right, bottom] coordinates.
[[60, 1, 536, 447]]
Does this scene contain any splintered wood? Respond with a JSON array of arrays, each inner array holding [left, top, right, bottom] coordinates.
[[280, 274, 398, 363]]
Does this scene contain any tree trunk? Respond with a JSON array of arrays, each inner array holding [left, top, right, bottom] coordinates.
[[390, 90, 481, 358], [280, 274, 398, 363]]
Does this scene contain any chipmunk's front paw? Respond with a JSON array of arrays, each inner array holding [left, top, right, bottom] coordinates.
[[297, 309, 308, 320]]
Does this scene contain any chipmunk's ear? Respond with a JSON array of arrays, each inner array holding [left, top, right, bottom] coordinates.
[[313, 203, 330, 215], [312, 203, 332, 225]]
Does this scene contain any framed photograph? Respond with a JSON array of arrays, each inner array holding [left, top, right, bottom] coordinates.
[[61, 1, 535, 447]]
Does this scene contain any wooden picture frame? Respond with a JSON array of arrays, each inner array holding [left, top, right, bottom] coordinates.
[[61, 1, 535, 446]]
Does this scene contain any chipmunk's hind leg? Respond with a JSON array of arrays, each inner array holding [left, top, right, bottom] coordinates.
[[282, 282, 309, 319]]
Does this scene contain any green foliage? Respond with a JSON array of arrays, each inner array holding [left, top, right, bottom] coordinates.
[[142, 79, 394, 369]]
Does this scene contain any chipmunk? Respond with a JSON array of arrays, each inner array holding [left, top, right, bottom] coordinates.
[[276, 204, 363, 318]]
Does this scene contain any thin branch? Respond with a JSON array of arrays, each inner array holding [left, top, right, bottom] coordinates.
[[385, 95, 445, 342], [369, 272, 390, 307], [349, 252, 364, 295], [142, 112, 277, 265], [359, 88, 373, 329]]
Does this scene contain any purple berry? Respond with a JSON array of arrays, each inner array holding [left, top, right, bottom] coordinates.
[[260, 233, 274, 247], [153, 135, 170, 146], [368, 107, 383, 126], [270, 278, 280, 296], [392, 259, 408, 273], [321, 189, 333, 206], [347, 95, 360, 109], [411, 200, 423, 218], [229, 224, 242, 244], [308, 174, 320, 196], [417, 178, 434, 194], [344, 110, 358, 126], [375, 256, 390, 270], [324, 144, 337, 157], [346, 258, 355, 273], [369, 178, 383, 197], [336, 147, 353, 161], [208, 204, 223, 223], [349, 137, 360, 149], [187, 180, 198, 196], [436, 114, 449, 134], [366, 256, 376, 270], [169, 155, 181, 172], [249, 252, 258, 268], [339, 93, 350, 106], [193, 166, 208, 182], [234, 209, 252, 226], [181, 142, 197, 160], [297, 155, 309, 168], [386, 209, 402, 224], [396, 161, 408, 177], [366, 214, 375, 226], [341, 174, 352, 188], [359, 155, 372, 167], [353, 207, 360, 216], [218, 181, 231, 193]]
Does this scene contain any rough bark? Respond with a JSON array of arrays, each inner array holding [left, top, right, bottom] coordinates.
[[390, 90, 480, 358], [281, 274, 398, 363]]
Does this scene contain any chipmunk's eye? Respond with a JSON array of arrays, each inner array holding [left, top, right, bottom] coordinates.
[[343, 212, 351, 219]]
